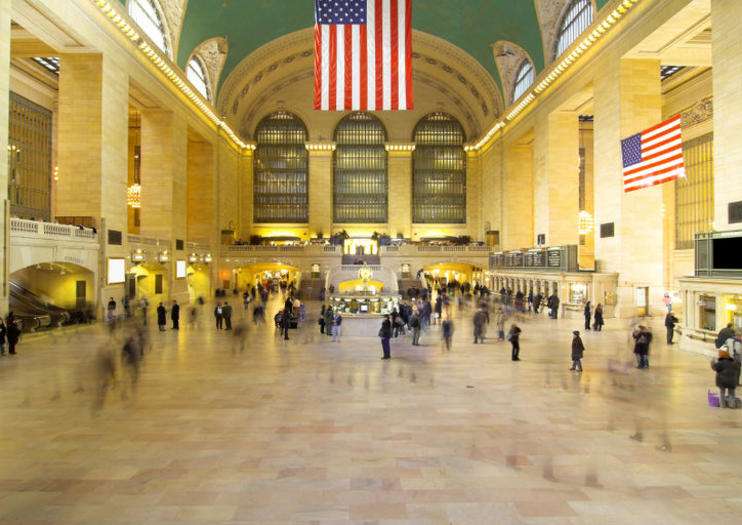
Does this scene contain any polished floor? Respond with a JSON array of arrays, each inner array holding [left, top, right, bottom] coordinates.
[[0, 297, 741, 524]]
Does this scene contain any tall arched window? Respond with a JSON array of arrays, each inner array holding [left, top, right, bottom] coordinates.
[[412, 113, 466, 224], [253, 112, 309, 223], [187, 56, 210, 101], [512, 60, 534, 103], [129, 0, 169, 55], [333, 113, 388, 223], [554, 0, 593, 60]]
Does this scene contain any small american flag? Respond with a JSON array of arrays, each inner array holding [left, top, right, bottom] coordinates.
[[314, 0, 413, 111], [621, 115, 685, 192]]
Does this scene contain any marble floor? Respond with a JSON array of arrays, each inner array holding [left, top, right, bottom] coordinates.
[[0, 297, 741, 524]]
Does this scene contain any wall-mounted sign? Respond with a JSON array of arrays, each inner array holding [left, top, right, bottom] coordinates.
[[107, 258, 125, 284]]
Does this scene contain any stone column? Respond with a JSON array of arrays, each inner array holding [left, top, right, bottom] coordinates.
[[388, 149, 412, 238], [307, 148, 333, 237], [187, 139, 216, 245], [503, 142, 533, 249], [466, 150, 481, 240], [594, 58, 664, 317], [712, 0, 742, 230], [57, 54, 128, 314], [533, 110, 580, 246], [139, 109, 188, 303], [0, 0, 9, 314]]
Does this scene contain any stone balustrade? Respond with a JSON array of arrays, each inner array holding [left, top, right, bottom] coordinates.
[[10, 218, 97, 241]]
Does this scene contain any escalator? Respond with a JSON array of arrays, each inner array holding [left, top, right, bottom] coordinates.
[[9, 281, 71, 332]]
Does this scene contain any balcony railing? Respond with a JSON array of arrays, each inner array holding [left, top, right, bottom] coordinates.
[[10, 218, 97, 241]]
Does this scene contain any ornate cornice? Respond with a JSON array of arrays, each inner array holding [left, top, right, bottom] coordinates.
[[680, 96, 712, 129]]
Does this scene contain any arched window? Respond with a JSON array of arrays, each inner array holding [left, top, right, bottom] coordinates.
[[129, 0, 168, 55], [512, 60, 534, 103], [412, 113, 466, 224], [554, 0, 593, 60], [333, 113, 388, 223], [187, 56, 210, 101], [253, 112, 309, 223]]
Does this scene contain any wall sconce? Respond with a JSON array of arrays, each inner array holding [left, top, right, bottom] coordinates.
[[578, 210, 594, 235], [159, 250, 170, 262], [204, 253, 213, 263], [132, 249, 145, 262], [127, 183, 141, 208]]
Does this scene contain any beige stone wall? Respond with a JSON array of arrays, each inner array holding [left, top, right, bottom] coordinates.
[[388, 151, 412, 239], [712, 0, 742, 231], [186, 139, 215, 245], [307, 149, 333, 238], [502, 137, 534, 250], [0, 0, 9, 312]]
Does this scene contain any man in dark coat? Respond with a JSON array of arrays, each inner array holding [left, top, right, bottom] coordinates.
[[548, 293, 560, 319], [533, 293, 542, 314], [665, 312, 679, 344], [380, 315, 392, 359], [222, 302, 233, 330], [473, 308, 487, 344], [633, 325, 652, 368], [6, 313, 20, 355], [171, 300, 180, 330], [281, 307, 291, 340], [157, 302, 166, 331]]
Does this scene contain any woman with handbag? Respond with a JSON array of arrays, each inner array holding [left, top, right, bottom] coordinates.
[[507, 324, 522, 361]]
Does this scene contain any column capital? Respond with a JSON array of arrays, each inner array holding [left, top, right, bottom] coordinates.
[[385, 143, 415, 156], [305, 141, 336, 156]]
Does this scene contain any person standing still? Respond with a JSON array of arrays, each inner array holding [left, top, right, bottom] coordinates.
[[6, 314, 20, 355], [0, 319, 6, 356], [380, 315, 392, 359], [223, 302, 233, 330], [711, 349, 741, 408], [570, 330, 585, 371], [281, 307, 291, 340], [632, 325, 652, 368], [593, 304, 604, 331], [324, 306, 333, 338], [583, 301, 592, 331], [507, 324, 522, 361], [156, 302, 166, 332], [332, 310, 342, 342], [214, 304, 223, 329], [473, 308, 487, 344], [665, 311, 679, 344], [171, 300, 180, 330], [411, 312, 422, 346], [319, 304, 326, 334]]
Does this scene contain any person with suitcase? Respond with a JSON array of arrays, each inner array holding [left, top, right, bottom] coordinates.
[[711, 349, 741, 408]]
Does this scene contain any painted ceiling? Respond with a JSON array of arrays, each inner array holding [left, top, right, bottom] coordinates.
[[123, 0, 611, 98]]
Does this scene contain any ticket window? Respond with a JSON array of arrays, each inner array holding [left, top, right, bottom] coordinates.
[[724, 295, 742, 331], [699, 294, 716, 331], [569, 283, 587, 304]]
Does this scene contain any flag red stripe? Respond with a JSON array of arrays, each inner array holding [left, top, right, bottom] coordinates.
[[313, 24, 322, 110], [329, 25, 337, 110], [360, 23, 367, 110], [625, 174, 682, 192], [390, 0, 399, 110], [405, 0, 413, 109], [624, 161, 684, 184], [344, 26, 352, 110], [642, 114, 680, 135], [641, 131, 681, 154], [624, 152, 683, 178], [625, 144, 681, 172], [375, 0, 383, 109]]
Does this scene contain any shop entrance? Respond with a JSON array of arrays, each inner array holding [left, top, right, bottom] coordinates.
[[636, 287, 649, 316]]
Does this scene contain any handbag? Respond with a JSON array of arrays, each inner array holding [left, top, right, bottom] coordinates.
[[378, 328, 384, 338]]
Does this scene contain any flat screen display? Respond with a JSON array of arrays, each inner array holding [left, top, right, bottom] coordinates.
[[713, 237, 742, 269], [107, 258, 125, 284], [176, 260, 186, 278]]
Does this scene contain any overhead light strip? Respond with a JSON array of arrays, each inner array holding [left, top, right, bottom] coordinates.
[[93, 0, 255, 152], [465, 0, 641, 153]]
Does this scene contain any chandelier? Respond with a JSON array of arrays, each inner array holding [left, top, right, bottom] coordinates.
[[127, 183, 141, 208]]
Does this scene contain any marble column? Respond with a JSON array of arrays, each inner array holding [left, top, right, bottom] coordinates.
[[712, 0, 742, 230], [140, 109, 188, 303], [0, 0, 8, 314], [388, 149, 413, 238], [533, 110, 580, 246], [503, 142, 534, 250], [307, 148, 333, 237], [186, 140, 216, 245], [594, 58, 664, 317], [57, 54, 128, 314]]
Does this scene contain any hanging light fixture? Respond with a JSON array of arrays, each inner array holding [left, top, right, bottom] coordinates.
[[578, 210, 594, 235]]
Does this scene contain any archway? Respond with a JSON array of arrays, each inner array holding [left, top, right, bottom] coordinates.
[[9, 262, 95, 329], [129, 262, 169, 304], [233, 262, 301, 293], [421, 262, 485, 290], [187, 263, 211, 303]]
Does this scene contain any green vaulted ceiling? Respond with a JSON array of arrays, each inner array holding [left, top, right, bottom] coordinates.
[[123, 0, 612, 99]]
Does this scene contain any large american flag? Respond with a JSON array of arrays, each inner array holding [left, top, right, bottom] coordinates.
[[314, 0, 413, 111], [621, 115, 685, 192]]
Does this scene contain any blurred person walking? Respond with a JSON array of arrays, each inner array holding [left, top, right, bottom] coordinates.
[[583, 301, 592, 331], [665, 311, 679, 344], [442, 316, 454, 351], [570, 330, 585, 372], [473, 307, 487, 344], [632, 325, 652, 369], [214, 304, 223, 329], [223, 302, 233, 330], [593, 304, 605, 331], [0, 319, 6, 356], [711, 349, 741, 408]]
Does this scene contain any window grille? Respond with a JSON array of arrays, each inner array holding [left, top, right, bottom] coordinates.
[[31, 57, 59, 75], [8, 92, 52, 221], [186, 57, 210, 101], [412, 113, 466, 224], [554, 0, 593, 60], [253, 112, 309, 223], [675, 133, 713, 249], [333, 112, 387, 223], [512, 60, 534, 103], [129, 0, 168, 55]]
